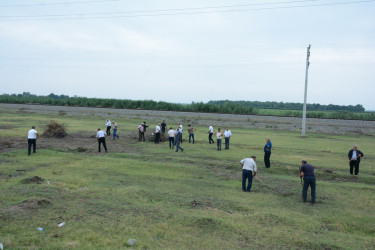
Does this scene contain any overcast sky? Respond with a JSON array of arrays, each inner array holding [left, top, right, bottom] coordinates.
[[1, 0, 374, 110]]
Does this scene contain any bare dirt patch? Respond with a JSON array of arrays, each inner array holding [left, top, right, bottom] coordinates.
[[0, 138, 14, 150], [21, 176, 44, 184], [0, 125, 14, 129], [0, 131, 141, 154], [1, 198, 51, 215], [2, 103, 375, 135]]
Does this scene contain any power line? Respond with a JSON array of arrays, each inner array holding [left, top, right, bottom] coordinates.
[[1, 0, 374, 21], [0, 0, 120, 8], [0, 0, 318, 17]]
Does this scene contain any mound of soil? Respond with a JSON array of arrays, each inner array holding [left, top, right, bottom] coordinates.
[[21, 176, 44, 184], [73, 147, 88, 152], [43, 120, 67, 138], [0, 138, 13, 149]]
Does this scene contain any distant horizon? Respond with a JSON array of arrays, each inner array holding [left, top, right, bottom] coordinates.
[[1, 92, 370, 111]]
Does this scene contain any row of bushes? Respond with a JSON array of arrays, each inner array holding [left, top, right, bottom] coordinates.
[[0, 94, 255, 115], [208, 100, 365, 112], [1, 93, 374, 120], [256, 109, 375, 120]]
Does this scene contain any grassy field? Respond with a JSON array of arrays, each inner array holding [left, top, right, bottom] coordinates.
[[0, 110, 374, 249]]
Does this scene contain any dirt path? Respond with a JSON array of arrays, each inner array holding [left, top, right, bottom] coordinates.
[[0, 132, 141, 154]]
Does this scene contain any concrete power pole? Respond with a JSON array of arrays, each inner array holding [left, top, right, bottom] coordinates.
[[301, 44, 311, 137]]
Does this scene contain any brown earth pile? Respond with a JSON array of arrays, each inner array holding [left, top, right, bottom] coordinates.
[[42, 120, 67, 138]]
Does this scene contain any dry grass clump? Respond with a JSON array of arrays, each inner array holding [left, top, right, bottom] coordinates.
[[42, 120, 67, 138], [148, 132, 169, 142]]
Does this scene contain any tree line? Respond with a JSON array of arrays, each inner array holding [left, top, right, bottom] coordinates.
[[208, 100, 365, 112], [0, 93, 254, 115], [1, 93, 374, 120]]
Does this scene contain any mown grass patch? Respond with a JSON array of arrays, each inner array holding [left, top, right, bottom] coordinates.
[[0, 110, 374, 249]]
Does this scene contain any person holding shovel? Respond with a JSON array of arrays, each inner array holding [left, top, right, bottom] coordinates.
[[240, 155, 257, 192], [300, 160, 316, 204], [96, 128, 108, 153]]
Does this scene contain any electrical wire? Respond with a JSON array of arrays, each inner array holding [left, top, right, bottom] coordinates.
[[0, 0, 319, 17], [0, 0, 374, 21], [0, 0, 120, 8]]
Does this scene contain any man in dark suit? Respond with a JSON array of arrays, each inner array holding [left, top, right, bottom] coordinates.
[[348, 145, 364, 175]]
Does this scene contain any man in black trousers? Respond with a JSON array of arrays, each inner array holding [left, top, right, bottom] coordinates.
[[96, 128, 108, 153], [348, 145, 364, 175], [300, 160, 316, 204], [27, 126, 39, 155]]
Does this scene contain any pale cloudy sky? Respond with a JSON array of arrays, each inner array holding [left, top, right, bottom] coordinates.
[[1, 0, 374, 109]]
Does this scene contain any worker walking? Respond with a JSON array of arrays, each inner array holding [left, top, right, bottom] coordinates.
[[300, 160, 316, 204], [27, 126, 39, 155], [112, 121, 119, 140], [97, 128, 108, 152], [175, 128, 184, 152]]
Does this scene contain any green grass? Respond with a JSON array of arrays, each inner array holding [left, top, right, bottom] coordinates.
[[0, 110, 374, 249]]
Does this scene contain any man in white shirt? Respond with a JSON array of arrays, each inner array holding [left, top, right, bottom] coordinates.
[[155, 124, 161, 144], [96, 128, 108, 152], [208, 125, 215, 144], [27, 126, 39, 155], [240, 156, 257, 192], [167, 127, 175, 149], [224, 128, 232, 150], [105, 120, 112, 136]]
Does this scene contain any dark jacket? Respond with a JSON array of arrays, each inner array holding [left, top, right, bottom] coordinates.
[[175, 131, 182, 142], [348, 149, 364, 163], [142, 124, 149, 132]]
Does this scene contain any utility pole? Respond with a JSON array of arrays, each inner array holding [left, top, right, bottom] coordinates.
[[301, 44, 311, 137]]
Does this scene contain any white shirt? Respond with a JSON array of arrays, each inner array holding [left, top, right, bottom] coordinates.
[[179, 124, 183, 132], [240, 158, 257, 172], [209, 126, 213, 133], [105, 120, 111, 126], [216, 132, 223, 139], [352, 150, 357, 160], [224, 130, 232, 138], [97, 130, 106, 138], [28, 129, 38, 139], [155, 125, 160, 133], [168, 129, 175, 137]]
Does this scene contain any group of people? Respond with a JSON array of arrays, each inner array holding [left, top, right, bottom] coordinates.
[[27, 119, 366, 204], [104, 120, 119, 140], [209, 126, 232, 151], [239, 142, 364, 204]]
